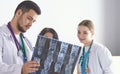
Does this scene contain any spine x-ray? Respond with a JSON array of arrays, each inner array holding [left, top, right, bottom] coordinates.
[[31, 35, 81, 74]]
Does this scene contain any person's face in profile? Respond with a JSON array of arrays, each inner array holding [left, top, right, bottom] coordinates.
[[43, 32, 54, 39], [16, 9, 38, 33]]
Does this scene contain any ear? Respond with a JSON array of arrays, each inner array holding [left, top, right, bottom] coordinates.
[[16, 9, 23, 16]]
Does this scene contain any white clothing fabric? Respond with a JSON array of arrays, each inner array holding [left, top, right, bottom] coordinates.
[[0, 24, 34, 74], [77, 41, 113, 74]]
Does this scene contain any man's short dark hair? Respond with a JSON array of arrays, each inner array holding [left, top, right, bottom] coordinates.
[[15, 0, 41, 15]]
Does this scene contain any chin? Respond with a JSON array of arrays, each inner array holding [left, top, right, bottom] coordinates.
[[20, 30, 26, 33], [80, 40, 84, 43]]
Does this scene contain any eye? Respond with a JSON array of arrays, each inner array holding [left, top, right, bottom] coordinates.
[[84, 32, 87, 34], [27, 17, 32, 21], [78, 30, 81, 34], [27, 16, 35, 23]]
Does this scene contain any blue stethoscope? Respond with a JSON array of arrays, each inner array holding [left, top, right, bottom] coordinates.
[[78, 40, 93, 74]]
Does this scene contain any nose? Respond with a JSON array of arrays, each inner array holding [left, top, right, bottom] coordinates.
[[28, 21, 33, 26]]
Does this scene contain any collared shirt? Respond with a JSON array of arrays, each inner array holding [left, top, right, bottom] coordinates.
[[0, 24, 34, 74]]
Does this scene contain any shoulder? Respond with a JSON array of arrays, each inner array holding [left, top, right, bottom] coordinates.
[[92, 41, 110, 52], [0, 24, 7, 31], [92, 42, 106, 49], [0, 24, 10, 36], [92, 41, 112, 55]]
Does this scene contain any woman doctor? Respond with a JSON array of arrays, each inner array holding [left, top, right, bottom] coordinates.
[[77, 19, 113, 74]]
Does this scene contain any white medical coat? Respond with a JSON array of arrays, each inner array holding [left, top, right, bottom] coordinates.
[[77, 41, 113, 74], [0, 24, 34, 74]]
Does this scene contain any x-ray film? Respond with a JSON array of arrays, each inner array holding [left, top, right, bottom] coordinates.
[[31, 35, 81, 74]]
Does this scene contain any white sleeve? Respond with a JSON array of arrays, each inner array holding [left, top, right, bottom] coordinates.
[[98, 46, 113, 74]]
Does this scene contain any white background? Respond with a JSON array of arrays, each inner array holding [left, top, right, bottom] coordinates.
[[0, 0, 104, 47]]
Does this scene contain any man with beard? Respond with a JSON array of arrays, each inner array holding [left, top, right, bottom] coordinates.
[[0, 1, 41, 74]]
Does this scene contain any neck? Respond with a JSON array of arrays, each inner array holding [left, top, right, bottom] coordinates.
[[84, 40, 93, 47], [10, 20, 21, 35]]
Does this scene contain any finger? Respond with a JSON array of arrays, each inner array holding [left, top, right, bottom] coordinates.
[[27, 67, 39, 73], [26, 61, 38, 64], [25, 61, 40, 68]]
